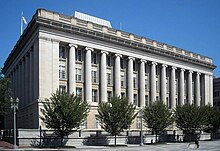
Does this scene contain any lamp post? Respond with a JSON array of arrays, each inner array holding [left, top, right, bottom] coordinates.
[[139, 109, 144, 146], [10, 97, 19, 149]]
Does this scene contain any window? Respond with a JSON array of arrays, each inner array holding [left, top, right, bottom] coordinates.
[[156, 81, 159, 92], [120, 58, 125, 69], [134, 94, 137, 105], [192, 82, 195, 95], [59, 65, 66, 79], [107, 73, 111, 85], [92, 89, 98, 102], [92, 70, 97, 83], [76, 49, 82, 61], [145, 76, 149, 91], [107, 55, 111, 66], [76, 87, 82, 97], [121, 92, 126, 98], [133, 77, 137, 88], [59, 45, 66, 59], [184, 80, 186, 95], [107, 91, 112, 102], [145, 95, 148, 106], [133, 62, 137, 71], [59, 85, 66, 93], [76, 68, 82, 81], [91, 52, 97, 64], [121, 75, 125, 87], [176, 80, 178, 94], [166, 78, 169, 92]]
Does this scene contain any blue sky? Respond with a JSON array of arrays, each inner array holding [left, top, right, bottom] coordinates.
[[0, 0, 220, 77]]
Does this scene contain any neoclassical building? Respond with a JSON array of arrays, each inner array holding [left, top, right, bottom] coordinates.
[[3, 9, 215, 130]]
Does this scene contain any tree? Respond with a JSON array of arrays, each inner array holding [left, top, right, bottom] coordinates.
[[40, 91, 89, 146], [142, 101, 174, 141], [97, 97, 137, 145], [174, 104, 206, 134]]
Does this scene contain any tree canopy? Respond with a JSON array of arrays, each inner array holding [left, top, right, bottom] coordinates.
[[97, 97, 137, 145], [40, 91, 89, 146], [143, 101, 174, 137]]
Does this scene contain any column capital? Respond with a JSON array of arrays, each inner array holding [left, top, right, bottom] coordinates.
[[180, 68, 185, 72], [196, 72, 201, 75], [171, 66, 177, 70], [188, 70, 194, 73], [85, 47, 94, 52], [69, 43, 78, 48], [140, 59, 147, 63], [115, 54, 122, 58], [151, 61, 157, 65], [161, 64, 167, 68], [128, 56, 135, 60], [101, 50, 109, 55]]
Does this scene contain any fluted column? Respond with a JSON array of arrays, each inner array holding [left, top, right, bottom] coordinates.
[[127, 57, 135, 104], [150, 62, 157, 104], [161, 64, 167, 105], [114, 54, 122, 97], [69, 44, 78, 94], [85, 47, 93, 102], [179, 69, 185, 106], [188, 70, 193, 105], [139, 59, 146, 107], [170, 66, 176, 108], [100, 51, 108, 102], [195, 72, 201, 106]]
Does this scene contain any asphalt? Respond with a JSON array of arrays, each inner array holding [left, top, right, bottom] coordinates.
[[1, 140, 220, 151]]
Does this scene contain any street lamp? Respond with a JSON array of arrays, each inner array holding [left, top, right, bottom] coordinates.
[[10, 97, 19, 149], [139, 109, 144, 146]]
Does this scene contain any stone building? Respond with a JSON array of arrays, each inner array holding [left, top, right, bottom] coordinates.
[[214, 78, 220, 106], [3, 9, 215, 130]]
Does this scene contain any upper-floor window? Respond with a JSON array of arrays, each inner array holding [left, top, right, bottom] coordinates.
[[120, 58, 125, 69], [59, 65, 66, 79], [133, 62, 137, 71], [92, 70, 97, 83], [59, 45, 66, 59], [92, 89, 98, 102], [76, 68, 82, 81], [107, 91, 112, 102], [107, 73, 111, 85], [134, 94, 137, 105], [133, 76, 137, 88], [92, 52, 97, 64], [107, 55, 111, 66], [156, 80, 159, 92], [121, 75, 125, 87], [76, 49, 82, 61], [121, 92, 126, 98]]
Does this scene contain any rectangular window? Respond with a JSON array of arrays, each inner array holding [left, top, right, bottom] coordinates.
[[133, 62, 137, 71], [92, 89, 98, 102], [176, 79, 178, 95], [59, 45, 66, 59], [120, 58, 125, 69], [92, 70, 97, 83], [76, 49, 82, 61], [156, 81, 159, 92], [121, 75, 125, 87], [145, 95, 148, 106], [92, 52, 97, 64], [184, 80, 186, 95], [192, 82, 194, 96], [76, 68, 82, 81], [107, 91, 112, 102], [76, 87, 82, 97], [59, 85, 66, 93], [145, 76, 149, 91], [134, 94, 137, 105], [133, 77, 137, 88], [121, 92, 126, 98], [107, 55, 111, 66], [107, 73, 111, 85], [59, 65, 66, 79]]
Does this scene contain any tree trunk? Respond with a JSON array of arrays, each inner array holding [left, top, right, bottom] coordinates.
[[155, 131, 158, 142], [115, 135, 116, 145], [61, 135, 63, 147]]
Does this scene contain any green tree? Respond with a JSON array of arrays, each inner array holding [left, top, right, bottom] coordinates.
[[97, 97, 137, 145], [174, 104, 206, 134], [40, 91, 89, 146], [142, 101, 174, 141]]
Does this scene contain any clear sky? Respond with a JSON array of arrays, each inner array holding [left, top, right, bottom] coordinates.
[[0, 0, 220, 77]]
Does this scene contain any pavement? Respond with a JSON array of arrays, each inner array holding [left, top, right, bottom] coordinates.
[[0, 140, 220, 151]]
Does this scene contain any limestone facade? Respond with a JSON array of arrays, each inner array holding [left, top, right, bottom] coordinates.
[[3, 9, 215, 130]]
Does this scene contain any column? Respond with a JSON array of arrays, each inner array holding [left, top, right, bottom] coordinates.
[[161, 64, 167, 105], [25, 54, 29, 105], [139, 59, 146, 107], [150, 62, 157, 104], [29, 49, 33, 103], [22, 58, 25, 106], [100, 51, 108, 102], [209, 75, 213, 106], [179, 69, 185, 106], [114, 54, 122, 97], [188, 70, 193, 105], [127, 57, 134, 104], [195, 72, 201, 106], [85, 47, 93, 102], [69, 44, 78, 94], [170, 66, 176, 108]]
